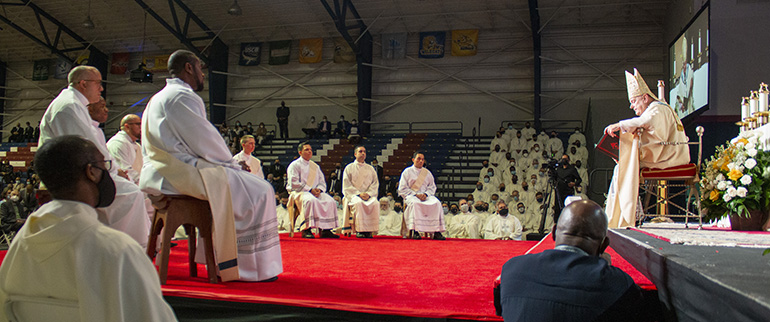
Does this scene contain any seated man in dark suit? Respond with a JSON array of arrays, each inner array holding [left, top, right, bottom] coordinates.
[[499, 199, 650, 322], [0, 189, 29, 235]]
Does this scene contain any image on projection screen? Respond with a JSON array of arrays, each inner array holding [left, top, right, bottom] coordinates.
[[669, 6, 709, 120]]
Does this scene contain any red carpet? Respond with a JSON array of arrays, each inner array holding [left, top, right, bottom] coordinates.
[[0, 233, 655, 320]]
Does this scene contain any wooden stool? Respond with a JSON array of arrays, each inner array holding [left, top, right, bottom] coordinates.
[[146, 195, 217, 284]]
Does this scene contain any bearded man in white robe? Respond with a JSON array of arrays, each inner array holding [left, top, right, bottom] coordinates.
[[397, 152, 446, 240], [377, 198, 402, 236], [287, 142, 339, 238], [39, 66, 150, 249], [0, 136, 178, 321], [342, 146, 380, 238], [603, 68, 690, 228], [139, 50, 281, 282], [107, 114, 143, 185], [232, 135, 264, 179]]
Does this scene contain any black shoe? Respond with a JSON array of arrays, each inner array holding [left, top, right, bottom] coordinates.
[[411, 231, 421, 239], [257, 276, 279, 282], [301, 229, 315, 238], [433, 232, 446, 240], [320, 229, 340, 238], [365, 232, 373, 238]]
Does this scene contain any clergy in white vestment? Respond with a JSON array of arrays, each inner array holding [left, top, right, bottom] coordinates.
[[603, 68, 690, 228], [483, 201, 523, 240], [286, 142, 339, 238], [509, 131, 526, 154], [378, 198, 403, 236], [39, 66, 150, 249], [397, 152, 446, 240], [232, 135, 264, 179], [568, 128, 586, 148], [276, 192, 292, 233], [472, 181, 491, 204], [546, 131, 564, 158], [341, 146, 380, 238], [490, 132, 506, 152], [447, 199, 481, 239], [107, 114, 143, 185], [0, 136, 178, 321], [520, 122, 536, 141], [139, 50, 281, 282]]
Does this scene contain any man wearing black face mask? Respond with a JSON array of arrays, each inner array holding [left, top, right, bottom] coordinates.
[[276, 191, 292, 233], [0, 136, 178, 321], [554, 154, 581, 223], [482, 200, 522, 240]]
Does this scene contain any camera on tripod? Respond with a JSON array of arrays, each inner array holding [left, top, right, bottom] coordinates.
[[541, 159, 560, 179]]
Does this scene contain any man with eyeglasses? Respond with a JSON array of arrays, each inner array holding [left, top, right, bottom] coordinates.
[[39, 65, 151, 249], [0, 135, 178, 321], [107, 114, 143, 185]]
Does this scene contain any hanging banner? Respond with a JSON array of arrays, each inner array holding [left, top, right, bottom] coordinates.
[[419, 31, 445, 59], [54, 57, 72, 79], [239, 42, 262, 66], [269, 40, 292, 65], [299, 38, 323, 63], [110, 52, 130, 74], [143, 55, 169, 72], [451, 29, 478, 56], [32, 59, 50, 81], [333, 37, 355, 63], [76, 53, 90, 66], [382, 33, 407, 59]]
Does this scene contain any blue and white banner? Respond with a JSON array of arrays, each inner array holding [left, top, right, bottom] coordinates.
[[382, 33, 407, 59]]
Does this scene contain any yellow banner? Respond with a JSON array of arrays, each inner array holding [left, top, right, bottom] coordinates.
[[299, 38, 323, 63], [451, 29, 478, 56], [143, 55, 169, 71]]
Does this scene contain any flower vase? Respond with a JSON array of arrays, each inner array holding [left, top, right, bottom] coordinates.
[[729, 209, 770, 231]]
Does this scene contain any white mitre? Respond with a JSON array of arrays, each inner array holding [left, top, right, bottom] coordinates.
[[625, 68, 658, 102]]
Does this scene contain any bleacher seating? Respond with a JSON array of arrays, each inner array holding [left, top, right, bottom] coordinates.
[[0, 142, 37, 172]]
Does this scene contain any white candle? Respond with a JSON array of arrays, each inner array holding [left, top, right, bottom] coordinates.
[[759, 83, 769, 112], [742, 97, 750, 120], [750, 91, 759, 115], [657, 80, 665, 102]]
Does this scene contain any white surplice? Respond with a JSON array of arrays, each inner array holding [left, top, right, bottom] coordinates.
[[0, 200, 177, 322], [107, 130, 143, 185], [39, 87, 150, 248], [286, 158, 338, 230], [139, 78, 282, 281], [483, 214, 523, 240], [447, 211, 481, 239], [232, 151, 264, 179], [342, 161, 380, 232], [397, 165, 445, 232]]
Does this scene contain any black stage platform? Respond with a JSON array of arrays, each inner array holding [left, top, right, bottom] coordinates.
[[608, 229, 770, 322]]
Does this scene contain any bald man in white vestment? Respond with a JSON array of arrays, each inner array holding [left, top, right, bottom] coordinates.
[[342, 146, 380, 238], [483, 201, 523, 241], [139, 50, 281, 282], [232, 135, 264, 179], [398, 152, 446, 240], [39, 66, 150, 249], [0, 136, 178, 322], [287, 142, 339, 238], [447, 199, 481, 239], [107, 114, 143, 185]]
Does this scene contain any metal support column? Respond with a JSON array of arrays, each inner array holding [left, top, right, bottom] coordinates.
[[528, 0, 542, 132], [207, 40, 228, 125], [0, 60, 6, 142], [320, 0, 372, 136]]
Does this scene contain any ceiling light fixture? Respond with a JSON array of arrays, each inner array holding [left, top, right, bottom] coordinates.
[[228, 0, 242, 16], [82, 0, 95, 29]]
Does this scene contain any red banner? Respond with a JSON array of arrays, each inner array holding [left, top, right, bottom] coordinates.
[[110, 52, 130, 74]]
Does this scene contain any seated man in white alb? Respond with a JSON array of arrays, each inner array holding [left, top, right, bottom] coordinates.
[[342, 146, 380, 238], [483, 200, 523, 240], [232, 135, 264, 179], [378, 198, 402, 236], [139, 50, 281, 282], [447, 198, 481, 239], [40, 66, 150, 249], [397, 151, 446, 240], [287, 142, 339, 238], [276, 192, 292, 233], [568, 127, 586, 148], [0, 136, 178, 321], [107, 114, 143, 185]]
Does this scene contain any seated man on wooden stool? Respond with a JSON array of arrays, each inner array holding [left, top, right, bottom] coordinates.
[[0, 136, 177, 321], [397, 151, 446, 240], [342, 145, 380, 238], [287, 142, 339, 238], [140, 50, 282, 282]]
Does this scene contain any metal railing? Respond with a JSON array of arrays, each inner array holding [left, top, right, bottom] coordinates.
[[366, 120, 463, 135], [498, 119, 584, 132]]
